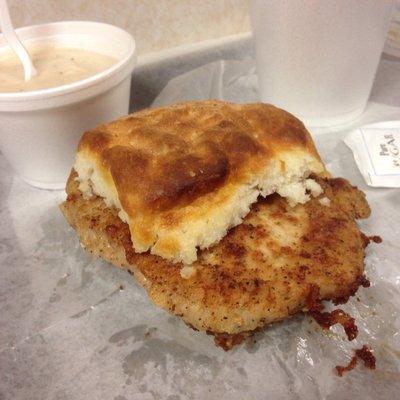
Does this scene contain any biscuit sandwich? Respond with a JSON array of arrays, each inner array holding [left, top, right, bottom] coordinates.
[[61, 100, 372, 349]]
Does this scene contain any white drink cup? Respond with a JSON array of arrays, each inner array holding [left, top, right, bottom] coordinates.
[[250, 0, 395, 128]]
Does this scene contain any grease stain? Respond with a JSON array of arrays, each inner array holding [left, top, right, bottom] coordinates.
[[109, 324, 220, 383], [49, 292, 61, 303]]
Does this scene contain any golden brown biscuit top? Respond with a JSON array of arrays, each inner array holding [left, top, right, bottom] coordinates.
[[78, 100, 321, 212]]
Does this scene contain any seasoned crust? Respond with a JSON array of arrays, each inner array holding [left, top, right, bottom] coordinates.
[[75, 100, 326, 264], [61, 171, 370, 340]]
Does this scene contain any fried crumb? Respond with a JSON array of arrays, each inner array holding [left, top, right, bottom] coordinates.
[[369, 235, 382, 244], [356, 345, 376, 369], [310, 309, 358, 341], [336, 345, 376, 376], [214, 333, 246, 351], [336, 356, 358, 376]]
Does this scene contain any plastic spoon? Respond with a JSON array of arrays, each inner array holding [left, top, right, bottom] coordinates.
[[0, 0, 36, 81]]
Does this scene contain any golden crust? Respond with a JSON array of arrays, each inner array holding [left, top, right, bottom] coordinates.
[[79, 101, 321, 207], [61, 171, 370, 339], [75, 100, 326, 263]]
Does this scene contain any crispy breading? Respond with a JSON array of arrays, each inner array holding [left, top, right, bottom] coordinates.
[[74, 100, 326, 264], [61, 172, 370, 343]]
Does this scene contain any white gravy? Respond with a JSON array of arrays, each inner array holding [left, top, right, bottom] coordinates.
[[0, 45, 117, 92]]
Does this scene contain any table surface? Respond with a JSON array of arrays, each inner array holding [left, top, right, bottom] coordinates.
[[0, 52, 400, 400]]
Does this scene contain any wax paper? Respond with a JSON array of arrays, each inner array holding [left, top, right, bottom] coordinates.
[[1, 56, 399, 400]]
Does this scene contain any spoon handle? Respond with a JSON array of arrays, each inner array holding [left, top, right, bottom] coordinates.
[[0, 0, 37, 81]]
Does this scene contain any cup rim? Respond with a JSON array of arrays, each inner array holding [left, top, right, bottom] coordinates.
[[0, 21, 136, 102]]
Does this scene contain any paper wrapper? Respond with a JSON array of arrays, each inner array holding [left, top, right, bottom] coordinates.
[[1, 58, 400, 400]]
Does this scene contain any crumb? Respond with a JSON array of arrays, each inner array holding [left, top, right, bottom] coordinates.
[[180, 266, 197, 279], [369, 235, 382, 243], [319, 197, 331, 206], [356, 345, 376, 370], [305, 179, 323, 197], [310, 309, 358, 341], [336, 345, 376, 377], [145, 327, 157, 337], [336, 356, 358, 376]]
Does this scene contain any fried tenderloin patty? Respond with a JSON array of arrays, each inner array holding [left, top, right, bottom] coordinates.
[[61, 172, 370, 348]]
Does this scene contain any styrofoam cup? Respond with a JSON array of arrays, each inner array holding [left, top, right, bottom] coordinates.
[[250, 0, 395, 128], [0, 21, 136, 189]]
